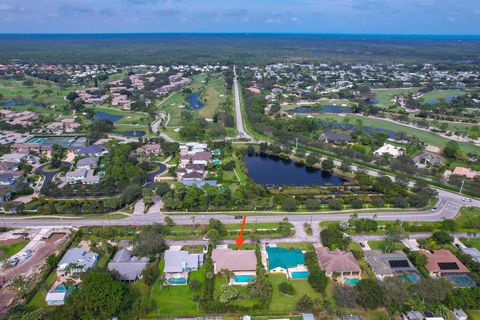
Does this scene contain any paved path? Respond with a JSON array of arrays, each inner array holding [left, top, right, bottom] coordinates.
[[233, 66, 254, 141]]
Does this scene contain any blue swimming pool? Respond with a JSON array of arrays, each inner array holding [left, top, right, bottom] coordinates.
[[445, 274, 476, 287], [234, 275, 255, 283], [168, 277, 187, 285], [344, 277, 360, 285], [402, 274, 420, 283], [291, 271, 309, 279]]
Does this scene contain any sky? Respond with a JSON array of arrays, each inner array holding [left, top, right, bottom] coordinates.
[[1, 0, 480, 34]]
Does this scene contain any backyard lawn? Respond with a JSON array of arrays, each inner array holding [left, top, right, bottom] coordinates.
[[149, 259, 205, 317], [372, 88, 419, 107], [269, 273, 321, 313]]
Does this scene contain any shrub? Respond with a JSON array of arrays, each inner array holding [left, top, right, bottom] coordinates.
[[278, 282, 295, 296]]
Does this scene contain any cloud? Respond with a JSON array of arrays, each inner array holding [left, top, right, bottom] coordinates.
[[224, 8, 248, 17], [156, 8, 181, 16], [58, 4, 114, 16], [0, 3, 12, 11]]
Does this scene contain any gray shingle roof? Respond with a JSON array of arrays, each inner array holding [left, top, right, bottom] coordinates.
[[164, 250, 203, 273], [108, 248, 150, 281], [364, 250, 418, 276], [58, 248, 98, 271]]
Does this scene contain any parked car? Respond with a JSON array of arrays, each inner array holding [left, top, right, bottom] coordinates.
[[463, 198, 472, 202], [431, 207, 438, 212], [9, 257, 19, 267], [202, 235, 210, 241], [359, 242, 365, 248], [234, 215, 243, 220]]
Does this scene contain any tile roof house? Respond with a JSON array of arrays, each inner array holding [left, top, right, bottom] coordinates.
[[212, 248, 257, 285], [266, 246, 309, 279], [0, 153, 28, 163], [76, 156, 99, 170], [108, 248, 150, 282], [163, 249, 204, 285], [76, 145, 108, 157], [136, 144, 163, 156], [320, 130, 352, 144], [364, 250, 419, 281], [57, 248, 98, 275], [412, 150, 443, 168], [316, 247, 361, 284], [452, 167, 478, 179], [422, 249, 475, 286]]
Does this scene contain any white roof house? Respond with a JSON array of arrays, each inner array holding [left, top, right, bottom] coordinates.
[[45, 291, 68, 306], [374, 144, 404, 158], [0, 153, 28, 163]]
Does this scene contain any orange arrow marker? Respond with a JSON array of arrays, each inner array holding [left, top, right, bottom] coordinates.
[[235, 215, 247, 249]]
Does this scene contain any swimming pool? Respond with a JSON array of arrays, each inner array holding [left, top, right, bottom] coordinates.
[[402, 274, 420, 283], [291, 271, 309, 279], [445, 274, 476, 287], [234, 275, 255, 283], [168, 277, 187, 285], [344, 277, 360, 285]]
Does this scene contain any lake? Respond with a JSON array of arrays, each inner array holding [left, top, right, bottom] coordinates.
[[96, 111, 123, 122], [185, 92, 205, 110], [426, 96, 456, 105], [113, 130, 146, 137], [244, 153, 346, 186], [286, 105, 351, 114], [0, 99, 43, 107]]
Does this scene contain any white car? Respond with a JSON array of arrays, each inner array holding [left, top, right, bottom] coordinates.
[[462, 198, 472, 203]]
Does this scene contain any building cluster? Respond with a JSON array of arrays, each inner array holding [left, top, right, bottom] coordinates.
[[46, 118, 81, 134], [77, 89, 108, 105], [153, 73, 191, 97], [60, 145, 108, 186], [0, 110, 38, 127], [176, 142, 218, 187]]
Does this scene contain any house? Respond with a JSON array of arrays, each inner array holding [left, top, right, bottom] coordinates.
[[422, 249, 475, 286], [136, 144, 162, 156], [373, 144, 404, 158], [402, 311, 424, 320], [65, 168, 101, 185], [246, 87, 261, 94], [76, 145, 108, 157], [316, 247, 361, 284], [57, 248, 98, 275], [0, 153, 27, 163], [0, 174, 16, 186], [412, 150, 443, 168], [182, 171, 204, 181], [364, 250, 419, 281], [163, 249, 203, 285], [76, 156, 99, 170], [0, 162, 18, 173], [0, 186, 12, 203], [107, 248, 150, 282], [320, 130, 352, 144], [45, 283, 74, 306], [212, 248, 257, 285], [266, 246, 309, 279], [452, 167, 478, 179], [451, 309, 468, 320]]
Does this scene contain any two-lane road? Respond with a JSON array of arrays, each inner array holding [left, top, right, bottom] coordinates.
[[233, 65, 255, 141]]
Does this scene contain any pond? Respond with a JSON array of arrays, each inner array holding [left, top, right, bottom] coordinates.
[[319, 122, 402, 140], [286, 105, 351, 114], [244, 153, 346, 186], [185, 92, 205, 110], [0, 99, 43, 107], [426, 96, 456, 105], [113, 130, 146, 137], [367, 99, 380, 105], [96, 111, 123, 123]]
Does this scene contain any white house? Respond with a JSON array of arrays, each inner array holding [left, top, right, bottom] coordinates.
[[373, 144, 404, 158]]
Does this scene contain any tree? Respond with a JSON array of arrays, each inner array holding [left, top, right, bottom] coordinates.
[[440, 219, 457, 232], [62, 272, 133, 320], [155, 182, 171, 196], [296, 294, 314, 312], [279, 282, 295, 295], [333, 285, 358, 308], [142, 188, 155, 207], [218, 285, 239, 304], [282, 198, 297, 211], [432, 231, 454, 245], [414, 278, 453, 305], [189, 279, 202, 292], [164, 216, 175, 227], [205, 228, 220, 246], [247, 274, 273, 304], [443, 141, 461, 159], [66, 92, 79, 101], [380, 276, 411, 311], [340, 159, 352, 172], [321, 159, 334, 172], [328, 199, 343, 210], [141, 263, 159, 286], [320, 225, 350, 250], [133, 226, 168, 257], [386, 220, 407, 242], [208, 218, 227, 236], [305, 155, 318, 168], [356, 279, 383, 309]]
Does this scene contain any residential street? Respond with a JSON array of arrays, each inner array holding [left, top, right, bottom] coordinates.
[[233, 65, 255, 141]]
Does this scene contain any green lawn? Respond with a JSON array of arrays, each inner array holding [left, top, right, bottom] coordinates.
[[368, 240, 406, 251], [269, 273, 321, 313], [149, 259, 205, 317], [27, 270, 57, 309], [0, 241, 28, 260], [468, 310, 480, 320], [313, 113, 480, 154], [372, 88, 419, 107], [420, 89, 466, 102], [214, 275, 259, 308], [460, 238, 480, 250]]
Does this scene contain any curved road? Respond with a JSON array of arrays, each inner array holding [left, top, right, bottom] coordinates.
[[35, 161, 71, 191], [233, 66, 255, 141]]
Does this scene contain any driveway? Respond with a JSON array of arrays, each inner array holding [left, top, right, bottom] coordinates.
[[35, 162, 71, 191]]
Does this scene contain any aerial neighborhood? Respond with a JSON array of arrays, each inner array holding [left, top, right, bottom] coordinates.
[[0, 39, 479, 320]]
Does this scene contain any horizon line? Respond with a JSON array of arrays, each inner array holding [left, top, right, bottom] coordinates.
[[0, 32, 480, 37]]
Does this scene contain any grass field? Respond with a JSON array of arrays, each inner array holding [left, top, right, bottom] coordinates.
[[468, 310, 480, 320], [372, 88, 419, 107], [313, 113, 480, 154], [419, 89, 466, 102], [367, 240, 406, 251], [149, 259, 205, 317], [269, 273, 321, 313], [0, 240, 28, 260], [460, 238, 480, 250]]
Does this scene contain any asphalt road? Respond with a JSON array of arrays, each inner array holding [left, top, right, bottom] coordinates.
[[233, 66, 254, 141], [35, 161, 71, 191]]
